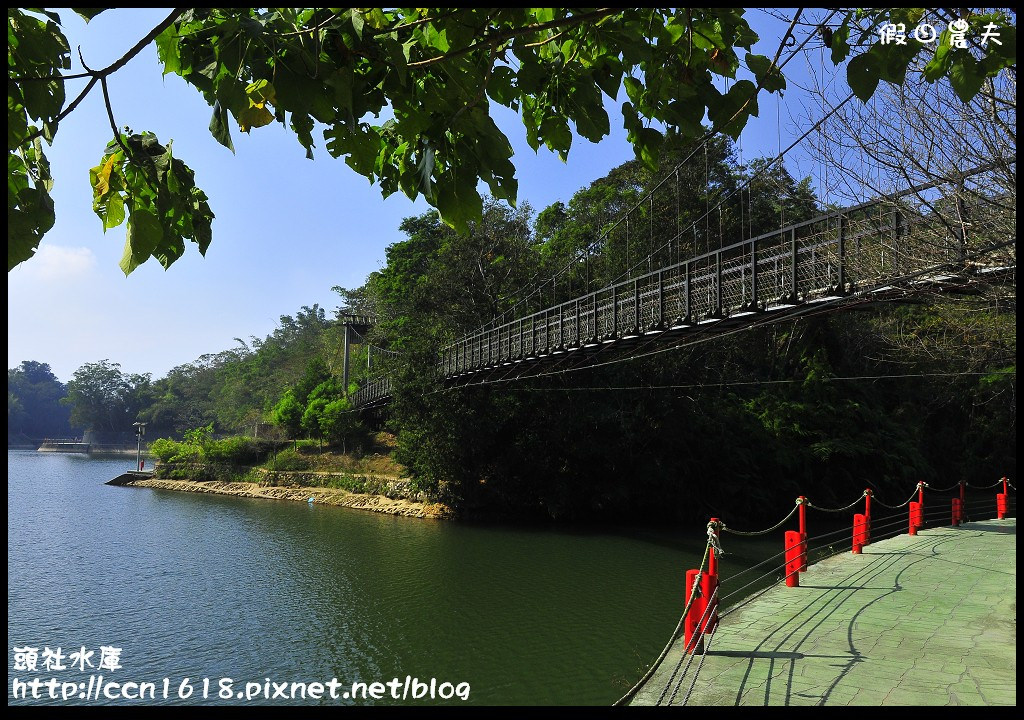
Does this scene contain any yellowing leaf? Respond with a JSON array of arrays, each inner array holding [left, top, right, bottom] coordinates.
[[238, 103, 274, 133], [245, 78, 276, 106], [91, 153, 118, 199]]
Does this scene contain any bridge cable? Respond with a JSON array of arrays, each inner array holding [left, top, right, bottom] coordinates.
[[466, 10, 828, 336]]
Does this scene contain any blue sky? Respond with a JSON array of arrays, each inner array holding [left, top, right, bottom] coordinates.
[[9, 9, 836, 382]]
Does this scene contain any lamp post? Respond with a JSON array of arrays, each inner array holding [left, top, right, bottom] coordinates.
[[133, 422, 147, 471]]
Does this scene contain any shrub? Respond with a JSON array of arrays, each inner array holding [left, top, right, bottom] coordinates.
[[205, 436, 263, 465], [149, 438, 183, 463], [271, 448, 311, 471]]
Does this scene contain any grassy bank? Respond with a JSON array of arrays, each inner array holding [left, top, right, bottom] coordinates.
[[146, 431, 448, 515]]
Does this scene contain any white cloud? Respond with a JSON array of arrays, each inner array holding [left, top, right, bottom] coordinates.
[[16, 245, 97, 281]]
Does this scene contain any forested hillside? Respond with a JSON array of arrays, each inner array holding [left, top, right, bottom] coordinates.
[[12, 140, 1015, 523]]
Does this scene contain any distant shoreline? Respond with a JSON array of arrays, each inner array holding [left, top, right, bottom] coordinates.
[[119, 477, 451, 520]]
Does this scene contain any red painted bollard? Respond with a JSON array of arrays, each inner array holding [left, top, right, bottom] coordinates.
[[683, 568, 706, 655], [909, 501, 921, 535], [852, 513, 867, 554], [997, 477, 1009, 520], [951, 497, 962, 527], [863, 489, 872, 546], [785, 530, 801, 587], [916, 482, 926, 530], [797, 496, 808, 571], [701, 519, 721, 635]]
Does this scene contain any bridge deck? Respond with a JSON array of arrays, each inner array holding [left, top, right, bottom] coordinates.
[[632, 519, 1016, 706]]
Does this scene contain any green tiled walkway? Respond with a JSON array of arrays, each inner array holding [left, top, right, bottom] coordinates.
[[632, 519, 1016, 706]]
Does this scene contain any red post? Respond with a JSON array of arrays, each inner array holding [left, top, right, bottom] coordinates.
[[683, 569, 706, 655], [1003, 476, 1009, 494], [863, 489, 872, 545], [997, 493, 1008, 520], [917, 482, 926, 530], [784, 530, 801, 587], [852, 513, 867, 554], [797, 496, 808, 571], [702, 519, 720, 635], [960, 479, 965, 512], [951, 498, 961, 527], [909, 501, 920, 535]]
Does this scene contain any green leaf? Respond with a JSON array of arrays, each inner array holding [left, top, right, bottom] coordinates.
[[948, 54, 985, 103], [103, 192, 125, 230], [847, 52, 881, 102], [154, 26, 182, 76], [350, 9, 364, 40], [417, 144, 435, 200], [72, 8, 108, 23], [208, 100, 235, 152], [829, 24, 850, 64], [630, 126, 663, 170], [120, 207, 163, 275], [923, 33, 953, 83]]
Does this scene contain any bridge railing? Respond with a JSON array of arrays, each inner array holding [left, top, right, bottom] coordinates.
[[441, 161, 1014, 379], [350, 160, 1014, 407]]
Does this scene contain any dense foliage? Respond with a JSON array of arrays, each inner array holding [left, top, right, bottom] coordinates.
[[8, 8, 1015, 272], [7, 361, 72, 441], [360, 141, 1016, 521]]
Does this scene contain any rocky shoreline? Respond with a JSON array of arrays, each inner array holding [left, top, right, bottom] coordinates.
[[123, 477, 452, 520]]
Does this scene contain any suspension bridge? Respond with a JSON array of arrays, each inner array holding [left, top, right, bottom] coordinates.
[[623, 478, 1016, 706], [348, 158, 1015, 408]]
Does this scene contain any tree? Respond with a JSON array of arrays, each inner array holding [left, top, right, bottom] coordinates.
[[8, 360, 72, 439], [62, 359, 151, 432], [271, 389, 304, 446], [301, 397, 329, 452], [320, 397, 367, 454], [8, 8, 1015, 273]]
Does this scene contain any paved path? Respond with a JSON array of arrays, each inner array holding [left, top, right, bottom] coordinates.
[[631, 519, 1016, 706]]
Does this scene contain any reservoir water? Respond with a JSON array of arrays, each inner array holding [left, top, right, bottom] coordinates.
[[7, 449, 776, 705]]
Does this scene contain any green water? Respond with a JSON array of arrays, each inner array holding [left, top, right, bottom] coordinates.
[[7, 449, 779, 705]]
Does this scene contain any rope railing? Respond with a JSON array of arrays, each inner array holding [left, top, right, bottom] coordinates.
[[671, 586, 722, 706], [807, 492, 867, 513], [966, 478, 1004, 489], [927, 481, 964, 493], [720, 501, 800, 536], [871, 486, 921, 510], [612, 540, 712, 707], [660, 584, 721, 706], [628, 475, 1013, 705]]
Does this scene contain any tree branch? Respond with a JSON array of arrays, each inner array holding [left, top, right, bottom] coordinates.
[[406, 8, 618, 68], [14, 8, 186, 147]]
